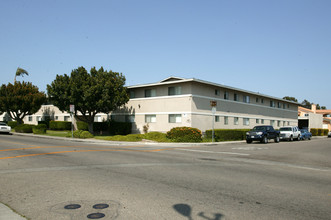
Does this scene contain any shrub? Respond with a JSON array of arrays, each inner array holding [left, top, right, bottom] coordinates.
[[49, 121, 72, 130], [108, 121, 132, 135], [323, 129, 329, 136], [8, 121, 18, 129], [33, 124, 47, 134], [80, 131, 94, 139], [310, 128, 318, 136], [166, 127, 202, 143], [77, 121, 89, 131], [72, 130, 94, 139], [205, 129, 250, 141], [144, 132, 169, 142], [15, 124, 34, 133]]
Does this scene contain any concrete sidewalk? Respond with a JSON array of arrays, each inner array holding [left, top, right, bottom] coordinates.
[[0, 203, 27, 220]]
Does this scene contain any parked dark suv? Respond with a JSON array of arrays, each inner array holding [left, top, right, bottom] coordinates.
[[246, 125, 280, 144]]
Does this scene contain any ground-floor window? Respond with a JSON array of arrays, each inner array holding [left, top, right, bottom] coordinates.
[[145, 114, 156, 123], [224, 116, 228, 125], [169, 114, 182, 123], [234, 117, 239, 125], [243, 118, 250, 126]]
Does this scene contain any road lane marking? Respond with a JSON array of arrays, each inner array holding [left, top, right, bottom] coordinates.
[[0, 147, 172, 160], [176, 148, 250, 156]]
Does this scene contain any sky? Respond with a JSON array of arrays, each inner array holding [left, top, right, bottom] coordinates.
[[1, 0, 330, 108]]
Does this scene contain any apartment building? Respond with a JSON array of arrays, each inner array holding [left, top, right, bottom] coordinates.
[[112, 77, 299, 133], [0, 76, 300, 133]]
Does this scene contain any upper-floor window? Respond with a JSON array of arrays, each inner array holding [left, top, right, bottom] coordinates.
[[234, 94, 239, 101], [277, 102, 282, 108], [224, 91, 229, 100], [243, 95, 250, 103], [256, 97, 259, 103], [215, 89, 220, 96], [168, 86, 181, 96], [129, 90, 135, 99], [145, 89, 156, 97], [270, 101, 275, 107], [261, 98, 264, 104]]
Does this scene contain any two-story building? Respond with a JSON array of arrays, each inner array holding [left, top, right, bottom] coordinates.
[[1, 76, 300, 133], [112, 77, 299, 133]]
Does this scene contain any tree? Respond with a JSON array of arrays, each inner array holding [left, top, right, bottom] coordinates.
[[14, 67, 29, 83], [0, 82, 46, 124], [47, 66, 129, 133], [283, 96, 298, 102], [301, 99, 312, 109]]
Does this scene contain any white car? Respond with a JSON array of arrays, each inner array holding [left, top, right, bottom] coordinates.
[[0, 122, 11, 134], [279, 126, 301, 141]]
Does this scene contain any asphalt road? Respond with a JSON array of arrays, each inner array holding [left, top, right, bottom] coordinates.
[[0, 134, 330, 220]]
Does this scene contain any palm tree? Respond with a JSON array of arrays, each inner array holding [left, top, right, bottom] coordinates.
[[14, 67, 29, 83]]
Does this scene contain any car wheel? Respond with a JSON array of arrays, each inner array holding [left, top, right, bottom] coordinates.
[[274, 136, 280, 143], [261, 136, 268, 144], [297, 135, 300, 141], [289, 135, 293, 141], [246, 139, 252, 144]]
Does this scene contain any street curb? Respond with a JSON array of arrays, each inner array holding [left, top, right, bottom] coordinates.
[[11, 132, 246, 146], [0, 203, 27, 220]]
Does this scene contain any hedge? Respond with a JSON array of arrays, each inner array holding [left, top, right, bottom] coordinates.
[[15, 124, 34, 133], [166, 127, 202, 143], [49, 121, 72, 130], [7, 121, 18, 129], [76, 121, 131, 135], [310, 128, 329, 136], [33, 124, 47, 134], [205, 129, 250, 141]]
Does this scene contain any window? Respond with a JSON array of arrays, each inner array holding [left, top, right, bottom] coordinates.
[[168, 87, 181, 96], [277, 102, 282, 108], [243, 118, 250, 126], [28, 116, 33, 122], [283, 121, 286, 126], [36, 116, 41, 121], [270, 101, 275, 107], [215, 116, 220, 122], [129, 90, 135, 99], [224, 91, 229, 100], [64, 116, 70, 121], [234, 94, 239, 101], [145, 89, 156, 97], [55, 116, 59, 120], [256, 119, 260, 124], [224, 116, 228, 125], [261, 99, 264, 104], [256, 97, 259, 103], [270, 120, 275, 126], [145, 114, 156, 123], [234, 117, 239, 125], [215, 89, 220, 96], [261, 119, 265, 124], [243, 95, 250, 103], [277, 120, 281, 127], [94, 115, 102, 122], [125, 115, 135, 123], [287, 121, 290, 126], [169, 114, 182, 123]]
